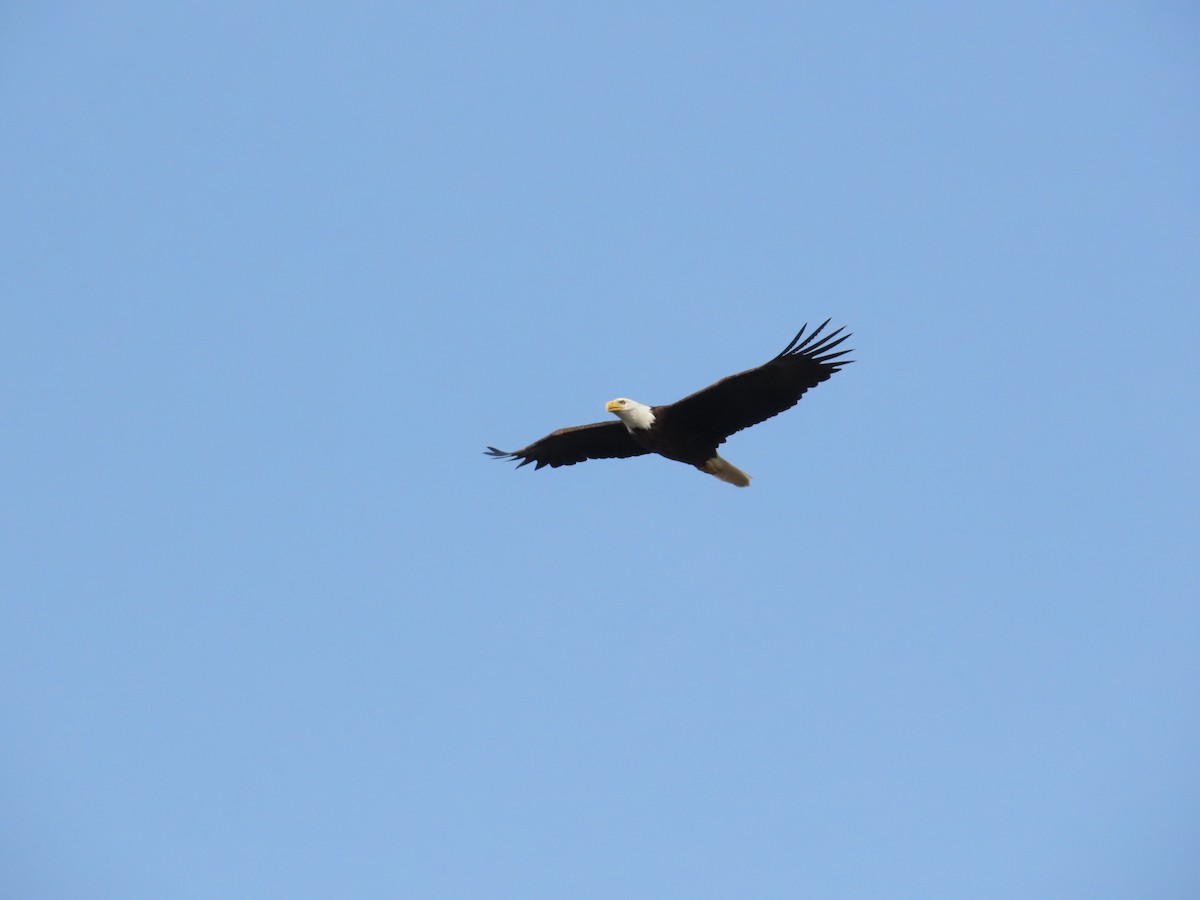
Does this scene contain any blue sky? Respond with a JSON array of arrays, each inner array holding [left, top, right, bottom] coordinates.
[[3, 3, 1198, 897]]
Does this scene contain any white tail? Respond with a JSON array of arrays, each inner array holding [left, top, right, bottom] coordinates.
[[702, 456, 751, 487]]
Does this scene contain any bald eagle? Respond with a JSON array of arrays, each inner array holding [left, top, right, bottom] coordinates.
[[486, 319, 852, 487]]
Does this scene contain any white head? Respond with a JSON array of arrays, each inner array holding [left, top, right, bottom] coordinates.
[[605, 397, 656, 431]]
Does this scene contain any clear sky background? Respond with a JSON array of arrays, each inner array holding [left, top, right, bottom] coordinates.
[[3, 3, 1198, 898]]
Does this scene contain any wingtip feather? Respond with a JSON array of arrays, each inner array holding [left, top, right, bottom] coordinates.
[[777, 320, 853, 361]]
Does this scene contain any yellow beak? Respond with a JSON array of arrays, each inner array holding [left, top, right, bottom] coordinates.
[[605, 400, 622, 413]]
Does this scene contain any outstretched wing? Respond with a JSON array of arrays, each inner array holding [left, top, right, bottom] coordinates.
[[657, 320, 852, 444], [485, 420, 651, 470]]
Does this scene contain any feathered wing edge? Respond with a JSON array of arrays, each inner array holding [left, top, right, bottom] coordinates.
[[484, 446, 531, 465], [484, 443, 560, 469], [773, 318, 854, 367]]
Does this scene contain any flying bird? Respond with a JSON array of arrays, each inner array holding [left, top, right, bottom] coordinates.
[[486, 319, 852, 487]]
